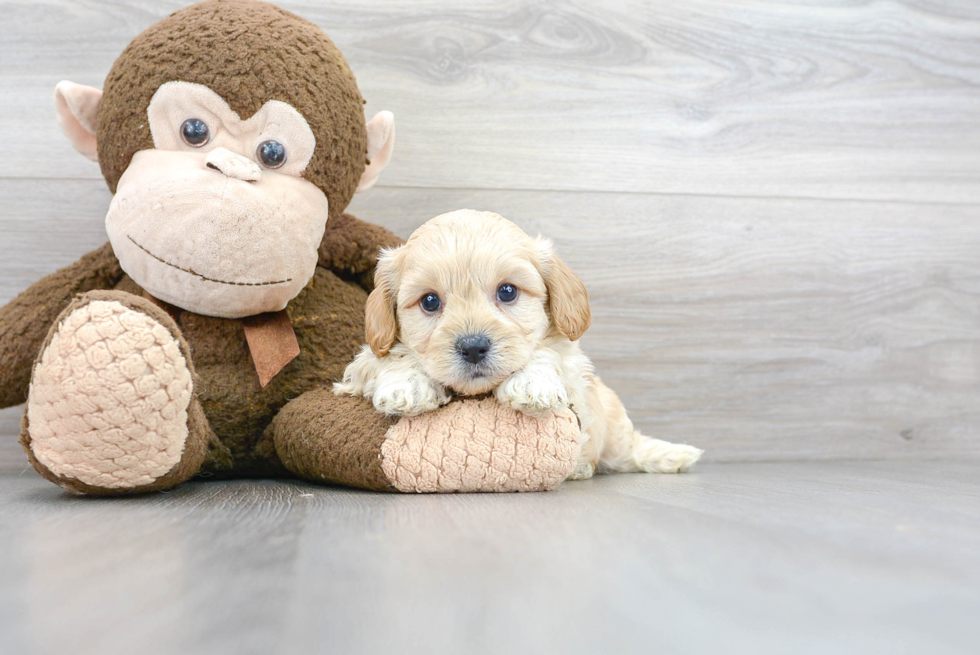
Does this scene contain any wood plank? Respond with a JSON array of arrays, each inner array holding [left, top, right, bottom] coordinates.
[[1, 0, 979, 202], [0, 180, 113, 298], [0, 410, 22, 473], [1, 179, 978, 462], [0, 463, 977, 654]]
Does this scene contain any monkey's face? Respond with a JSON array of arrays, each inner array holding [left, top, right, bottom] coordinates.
[[105, 82, 329, 318]]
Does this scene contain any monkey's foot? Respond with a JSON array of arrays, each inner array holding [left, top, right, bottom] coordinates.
[[22, 291, 209, 494], [273, 392, 581, 493]]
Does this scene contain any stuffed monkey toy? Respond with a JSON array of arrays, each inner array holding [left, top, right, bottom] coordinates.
[[0, 0, 580, 495]]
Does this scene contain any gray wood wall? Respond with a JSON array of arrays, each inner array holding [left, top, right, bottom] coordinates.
[[1, 0, 979, 468]]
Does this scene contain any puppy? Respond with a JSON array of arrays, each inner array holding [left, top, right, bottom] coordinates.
[[334, 210, 702, 478]]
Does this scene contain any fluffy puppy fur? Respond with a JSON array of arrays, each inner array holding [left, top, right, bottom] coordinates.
[[334, 210, 703, 478]]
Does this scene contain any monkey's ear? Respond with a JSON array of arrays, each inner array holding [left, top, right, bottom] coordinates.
[[537, 238, 592, 341], [54, 81, 102, 162], [356, 111, 395, 193], [364, 247, 401, 356]]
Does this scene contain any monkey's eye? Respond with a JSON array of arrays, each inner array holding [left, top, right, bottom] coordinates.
[[497, 284, 518, 303], [257, 140, 287, 169], [180, 119, 210, 147], [420, 293, 441, 313]]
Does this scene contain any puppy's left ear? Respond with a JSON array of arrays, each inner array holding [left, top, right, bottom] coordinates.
[[538, 239, 591, 341], [365, 247, 400, 356]]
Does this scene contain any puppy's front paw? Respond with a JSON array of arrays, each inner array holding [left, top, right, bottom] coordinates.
[[332, 380, 358, 397], [373, 375, 450, 417], [495, 367, 568, 416]]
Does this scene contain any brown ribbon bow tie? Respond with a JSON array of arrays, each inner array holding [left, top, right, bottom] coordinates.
[[143, 292, 299, 388]]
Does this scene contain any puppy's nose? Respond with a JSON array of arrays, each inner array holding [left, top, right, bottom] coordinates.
[[456, 334, 491, 365]]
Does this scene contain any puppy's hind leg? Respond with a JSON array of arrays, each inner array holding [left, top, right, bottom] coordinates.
[[593, 379, 703, 474]]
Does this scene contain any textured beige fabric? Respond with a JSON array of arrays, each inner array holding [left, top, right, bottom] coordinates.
[[357, 111, 395, 192], [147, 81, 318, 178], [380, 397, 580, 493], [107, 79, 329, 320], [27, 300, 193, 489], [54, 81, 102, 162], [107, 148, 328, 319]]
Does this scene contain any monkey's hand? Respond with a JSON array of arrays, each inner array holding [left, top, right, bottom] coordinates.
[[0, 242, 123, 409], [318, 213, 404, 292]]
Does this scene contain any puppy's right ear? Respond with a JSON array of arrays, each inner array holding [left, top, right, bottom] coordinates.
[[365, 247, 400, 356]]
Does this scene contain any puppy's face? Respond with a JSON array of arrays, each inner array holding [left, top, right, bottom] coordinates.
[[366, 210, 591, 395]]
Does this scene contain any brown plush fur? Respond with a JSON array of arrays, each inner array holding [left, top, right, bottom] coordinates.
[[0, 0, 403, 493], [25, 220, 398, 466], [2, 0, 582, 495], [98, 0, 367, 222], [272, 390, 398, 491], [318, 211, 400, 286], [154, 262, 375, 474], [6, 229, 401, 492]]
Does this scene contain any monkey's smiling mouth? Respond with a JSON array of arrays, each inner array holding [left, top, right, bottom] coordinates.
[[127, 235, 292, 287]]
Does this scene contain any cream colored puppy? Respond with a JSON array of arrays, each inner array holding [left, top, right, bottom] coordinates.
[[334, 210, 702, 478]]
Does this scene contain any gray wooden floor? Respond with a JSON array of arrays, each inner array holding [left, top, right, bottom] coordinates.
[[2, 1, 980, 653], [1, 462, 978, 655]]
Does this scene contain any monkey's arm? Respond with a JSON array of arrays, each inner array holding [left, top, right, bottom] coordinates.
[[0, 242, 124, 408], [318, 213, 404, 292]]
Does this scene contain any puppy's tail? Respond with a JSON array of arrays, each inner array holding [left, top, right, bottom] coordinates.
[[600, 432, 703, 474], [592, 380, 703, 474]]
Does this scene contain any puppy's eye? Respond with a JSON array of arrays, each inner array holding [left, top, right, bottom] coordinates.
[[420, 293, 441, 313], [181, 119, 210, 147], [497, 283, 518, 303]]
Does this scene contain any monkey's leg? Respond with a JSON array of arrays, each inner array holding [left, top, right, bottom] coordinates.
[[270, 390, 581, 493], [0, 242, 123, 408], [20, 291, 210, 495]]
